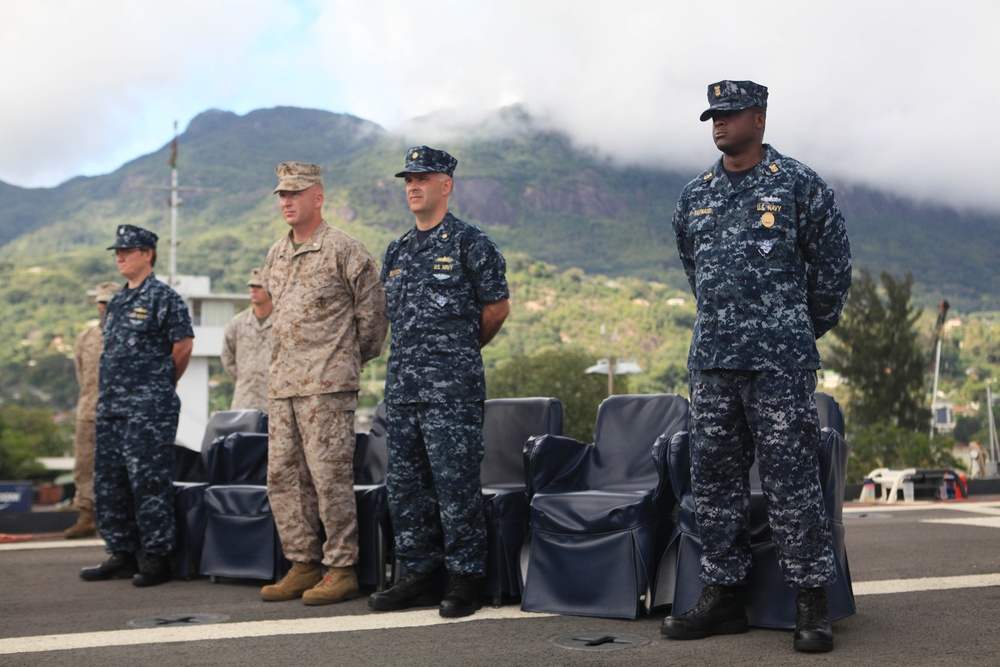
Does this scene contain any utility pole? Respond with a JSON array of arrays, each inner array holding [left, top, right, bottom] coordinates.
[[988, 381, 1000, 475], [584, 325, 642, 397], [928, 299, 949, 440], [136, 121, 217, 286]]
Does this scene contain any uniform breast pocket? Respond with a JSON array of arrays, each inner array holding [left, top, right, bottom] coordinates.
[[122, 313, 154, 348], [689, 216, 717, 263], [749, 224, 795, 267], [303, 281, 336, 312], [383, 274, 404, 320], [425, 270, 465, 313]]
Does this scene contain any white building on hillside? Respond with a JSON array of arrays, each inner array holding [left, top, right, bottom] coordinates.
[[170, 275, 248, 450]]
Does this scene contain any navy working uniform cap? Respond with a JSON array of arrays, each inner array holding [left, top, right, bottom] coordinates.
[[107, 224, 158, 250], [700, 80, 768, 122], [394, 146, 458, 178]]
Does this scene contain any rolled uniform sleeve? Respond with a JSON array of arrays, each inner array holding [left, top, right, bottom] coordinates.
[[221, 318, 238, 380], [468, 234, 509, 307], [346, 253, 389, 364]]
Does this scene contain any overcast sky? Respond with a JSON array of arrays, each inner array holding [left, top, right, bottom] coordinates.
[[1, 0, 997, 211]]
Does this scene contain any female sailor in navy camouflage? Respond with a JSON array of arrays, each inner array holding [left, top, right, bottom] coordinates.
[[98, 276, 194, 416], [96, 273, 194, 558]]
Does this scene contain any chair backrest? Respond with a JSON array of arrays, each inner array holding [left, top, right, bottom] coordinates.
[[481, 397, 563, 487], [354, 402, 388, 485], [586, 394, 690, 490], [197, 409, 268, 480], [815, 392, 845, 436], [206, 432, 269, 485], [200, 409, 268, 452]]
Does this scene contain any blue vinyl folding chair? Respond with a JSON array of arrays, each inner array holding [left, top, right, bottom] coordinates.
[[354, 402, 393, 591], [171, 410, 269, 579], [651, 392, 856, 629], [200, 483, 287, 582], [199, 430, 289, 582], [519, 394, 689, 619], [480, 397, 563, 605]]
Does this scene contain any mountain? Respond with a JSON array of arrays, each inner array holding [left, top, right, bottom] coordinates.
[[5, 104, 1000, 418], [1, 105, 997, 314]]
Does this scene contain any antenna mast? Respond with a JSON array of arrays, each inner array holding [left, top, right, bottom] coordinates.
[[136, 121, 217, 286]]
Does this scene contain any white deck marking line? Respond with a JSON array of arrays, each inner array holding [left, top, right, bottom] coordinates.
[[0, 607, 553, 655], [844, 501, 1000, 514], [2, 574, 999, 655], [852, 573, 1000, 596], [921, 516, 1000, 528]]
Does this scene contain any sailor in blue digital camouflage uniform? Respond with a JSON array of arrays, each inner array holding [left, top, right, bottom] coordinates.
[[80, 224, 194, 587], [660, 81, 851, 653], [369, 146, 510, 618]]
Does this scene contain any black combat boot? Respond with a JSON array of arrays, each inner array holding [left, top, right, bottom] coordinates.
[[368, 567, 443, 611], [794, 586, 833, 652], [660, 584, 749, 639], [80, 552, 138, 581], [439, 574, 483, 618], [132, 553, 173, 587]]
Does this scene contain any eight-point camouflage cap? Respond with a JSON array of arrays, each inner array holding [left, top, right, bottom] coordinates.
[[246, 267, 264, 287], [273, 162, 323, 194], [95, 281, 121, 303], [394, 146, 458, 178], [700, 80, 768, 121], [107, 224, 158, 250]]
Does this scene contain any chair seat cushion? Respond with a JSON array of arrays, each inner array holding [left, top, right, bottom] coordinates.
[[529, 489, 657, 534]]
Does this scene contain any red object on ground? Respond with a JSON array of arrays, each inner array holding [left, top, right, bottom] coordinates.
[[0, 533, 65, 543]]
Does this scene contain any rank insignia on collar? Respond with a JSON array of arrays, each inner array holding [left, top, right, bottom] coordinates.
[[758, 240, 775, 258]]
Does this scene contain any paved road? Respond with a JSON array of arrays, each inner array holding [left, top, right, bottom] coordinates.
[[2, 498, 999, 666]]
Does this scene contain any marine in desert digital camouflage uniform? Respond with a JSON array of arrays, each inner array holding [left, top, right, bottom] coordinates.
[[259, 162, 388, 606], [64, 280, 121, 539], [220, 268, 273, 412]]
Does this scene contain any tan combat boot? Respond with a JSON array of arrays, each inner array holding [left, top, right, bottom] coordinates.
[[301, 566, 360, 606], [64, 507, 97, 539], [260, 562, 323, 601]]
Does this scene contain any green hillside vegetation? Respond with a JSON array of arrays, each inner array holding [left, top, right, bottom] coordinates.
[[3, 105, 1000, 472]]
